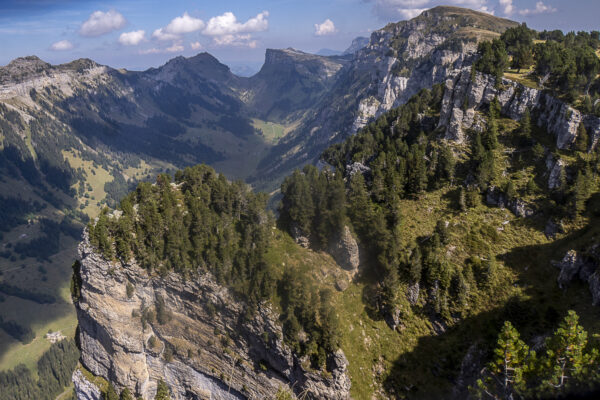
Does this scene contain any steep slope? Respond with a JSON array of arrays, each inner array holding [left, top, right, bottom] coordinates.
[[277, 78, 600, 398], [253, 6, 519, 189], [72, 165, 352, 400], [244, 48, 349, 122]]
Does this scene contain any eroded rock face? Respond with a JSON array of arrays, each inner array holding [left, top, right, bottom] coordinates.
[[438, 69, 600, 150], [328, 225, 361, 275], [485, 186, 534, 217], [75, 232, 350, 400], [73, 369, 102, 400], [553, 249, 600, 305]]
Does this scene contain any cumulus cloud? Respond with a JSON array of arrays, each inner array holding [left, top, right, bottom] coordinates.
[[50, 40, 74, 51], [79, 9, 126, 37], [203, 11, 269, 36], [519, 1, 557, 16], [314, 19, 337, 36], [498, 0, 514, 15], [118, 30, 145, 46], [365, 0, 493, 20], [212, 34, 258, 48], [202, 11, 268, 47], [152, 12, 205, 41], [190, 41, 203, 50], [166, 42, 184, 53]]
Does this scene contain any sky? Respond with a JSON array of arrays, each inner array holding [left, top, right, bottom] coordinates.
[[0, 0, 598, 74]]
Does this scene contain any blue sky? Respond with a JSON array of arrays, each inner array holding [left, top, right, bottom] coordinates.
[[0, 0, 597, 74]]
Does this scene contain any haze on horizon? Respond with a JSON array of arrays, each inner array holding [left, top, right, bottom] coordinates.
[[0, 0, 597, 75]]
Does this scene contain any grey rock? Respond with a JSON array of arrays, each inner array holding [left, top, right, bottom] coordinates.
[[544, 219, 564, 240], [75, 230, 350, 400], [328, 225, 360, 274], [73, 369, 102, 400], [406, 282, 420, 306], [346, 161, 371, 177], [485, 186, 534, 217], [546, 154, 565, 190], [554, 250, 583, 289], [438, 69, 600, 151]]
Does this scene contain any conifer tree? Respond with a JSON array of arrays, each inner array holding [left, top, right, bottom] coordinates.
[[104, 384, 119, 400], [575, 123, 589, 152], [476, 321, 530, 399], [519, 108, 532, 143], [540, 310, 597, 393], [120, 388, 134, 400], [154, 380, 171, 400]]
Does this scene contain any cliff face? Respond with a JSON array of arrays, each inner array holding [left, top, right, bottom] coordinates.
[[439, 68, 600, 150], [254, 6, 518, 185], [75, 232, 350, 400]]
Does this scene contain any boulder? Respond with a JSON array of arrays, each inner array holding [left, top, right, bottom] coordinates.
[[328, 225, 360, 274]]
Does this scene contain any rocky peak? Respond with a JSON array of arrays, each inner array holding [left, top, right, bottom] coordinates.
[[342, 36, 369, 55], [0, 55, 52, 84]]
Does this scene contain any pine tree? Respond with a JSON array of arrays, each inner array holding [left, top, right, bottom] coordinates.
[[540, 310, 597, 393], [154, 380, 171, 400], [104, 384, 119, 400], [575, 123, 589, 152], [519, 108, 532, 142], [120, 388, 134, 400], [476, 321, 530, 399]]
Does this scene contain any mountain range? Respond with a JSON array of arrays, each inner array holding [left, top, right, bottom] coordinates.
[[1, 5, 600, 400]]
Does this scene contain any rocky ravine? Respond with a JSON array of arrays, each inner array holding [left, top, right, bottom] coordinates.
[[73, 231, 350, 400]]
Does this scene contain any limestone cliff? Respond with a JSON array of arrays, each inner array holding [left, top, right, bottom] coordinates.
[[74, 231, 350, 400], [438, 68, 600, 150]]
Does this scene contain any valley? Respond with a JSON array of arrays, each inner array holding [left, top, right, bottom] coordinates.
[[0, 4, 600, 400]]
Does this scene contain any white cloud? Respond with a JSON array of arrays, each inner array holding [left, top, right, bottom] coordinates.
[[118, 30, 145, 46], [166, 42, 184, 53], [203, 11, 269, 36], [50, 40, 74, 51], [190, 41, 203, 50], [202, 11, 268, 47], [152, 12, 205, 41], [79, 9, 126, 37], [499, 0, 514, 15], [519, 1, 557, 15], [314, 19, 337, 36]]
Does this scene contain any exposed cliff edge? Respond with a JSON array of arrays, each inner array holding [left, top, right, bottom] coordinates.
[[439, 68, 600, 150], [74, 231, 350, 400]]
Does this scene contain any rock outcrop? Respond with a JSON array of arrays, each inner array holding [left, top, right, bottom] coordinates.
[[439, 68, 600, 150], [485, 186, 534, 217], [72, 369, 102, 400], [328, 225, 360, 275], [553, 249, 600, 306], [75, 231, 350, 400]]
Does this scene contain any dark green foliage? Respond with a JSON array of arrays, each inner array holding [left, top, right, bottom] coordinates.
[[120, 388, 134, 400], [475, 311, 600, 399], [278, 165, 346, 250], [0, 339, 79, 400], [0, 196, 44, 232], [71, 260, 82, 303], [103, 384, 119, 400], [474, 39, 509, 84], [0, 282, 55, 304], [154, 380, 171, 400], [0, 316, 34, 343], [279, 271, 340, 367]]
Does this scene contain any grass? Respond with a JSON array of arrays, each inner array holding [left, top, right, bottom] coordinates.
[[252, 119, 287, 143], [504, 66, 540, 89], [0, 240, 78, 373], [63, 149, 113, 218]]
